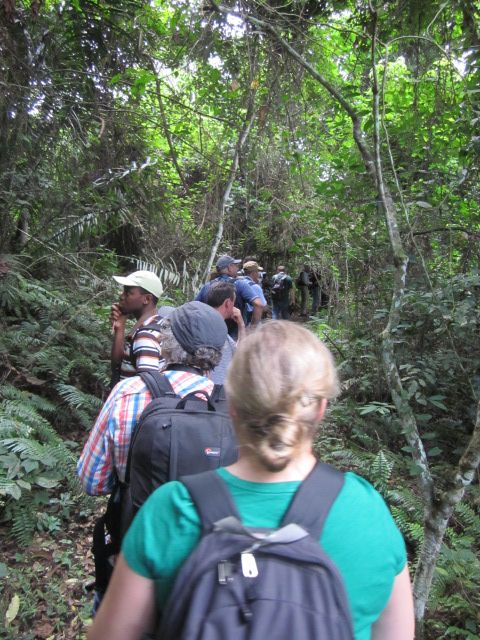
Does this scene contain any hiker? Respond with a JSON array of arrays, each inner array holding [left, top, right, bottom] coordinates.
[[242, 260, 267, 326], [310, 267, 324, 315], [109, 270, 168, 387], [205, 280, 245, 384], [87, 321, 414, 640], [196, 254, 263, 337], [270, 264, 293, 320], [78, 301, 228, 496], [296, 264, 311, 316], [78, 301, 231, 611]]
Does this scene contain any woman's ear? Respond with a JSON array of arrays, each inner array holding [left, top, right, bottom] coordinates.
[[316, 398, 328, 422]]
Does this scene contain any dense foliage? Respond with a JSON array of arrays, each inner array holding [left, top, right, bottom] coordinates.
[[1, 0, 479, 638]]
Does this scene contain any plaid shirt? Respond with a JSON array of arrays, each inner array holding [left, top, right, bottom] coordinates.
[[77, 370, 214, 495]]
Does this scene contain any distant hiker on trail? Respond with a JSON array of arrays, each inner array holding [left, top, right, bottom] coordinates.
[[109, 270, 170, 387], [206, 280, 245, 384], [296, 264, 311, 316], [270, 264, 293, 320], [196, 254, 263, 336], [87, 321, 414, 640], [310, 267, 326, 315], [242, 260, 267, 326], [78, 301, 230, 611]]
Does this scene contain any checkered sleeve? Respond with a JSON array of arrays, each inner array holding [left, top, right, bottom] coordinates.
[[76, 387, 119, 495], [76, 378, 151, 494]]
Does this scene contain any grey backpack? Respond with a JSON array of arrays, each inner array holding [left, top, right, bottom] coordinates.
[[157, 462, 354, 640]]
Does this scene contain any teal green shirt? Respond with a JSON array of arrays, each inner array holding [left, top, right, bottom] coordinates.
[[123, 470, 406, 640]]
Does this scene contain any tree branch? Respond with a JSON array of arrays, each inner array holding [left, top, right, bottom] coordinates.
[[148, 58, 188, 191], [210, 1, 376, 178]]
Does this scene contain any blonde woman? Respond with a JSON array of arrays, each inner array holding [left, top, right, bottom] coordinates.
[[88, 321, 414, 640]]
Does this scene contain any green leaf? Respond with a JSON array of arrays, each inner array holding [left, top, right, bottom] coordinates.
[[36, 477, 60, 489], [359, 405, 379, 415], [428, 397, 447, 411], [416, 414, 432, 423], [0, 562, 7, 578]]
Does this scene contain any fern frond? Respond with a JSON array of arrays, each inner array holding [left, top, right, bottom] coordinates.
[[0, 477, 22, 500], [1, 387, 56, 414], [453, 502, 480, 537], [10, 503, 36, 546], [1, 438, 58, 465], [369, 450, 394, 491]]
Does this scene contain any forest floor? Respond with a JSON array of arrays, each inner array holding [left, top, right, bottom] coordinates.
[[1, 501, 98, 640]]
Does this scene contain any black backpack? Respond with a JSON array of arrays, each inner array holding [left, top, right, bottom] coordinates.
[[121, 369, 238, 534], [158, 462, 354, 640], [91, 371, 237, 599]]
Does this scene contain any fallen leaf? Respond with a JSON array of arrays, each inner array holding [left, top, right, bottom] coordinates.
[[34, 621, 55, 638], [5, 594, 20, 626]]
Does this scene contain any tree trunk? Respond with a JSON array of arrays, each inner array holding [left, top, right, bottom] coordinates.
[[202, 75, 257, 282]]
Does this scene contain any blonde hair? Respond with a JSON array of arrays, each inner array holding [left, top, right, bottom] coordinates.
[[225, 321, 339, 472]]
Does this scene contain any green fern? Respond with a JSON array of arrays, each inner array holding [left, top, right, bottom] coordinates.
[[10, 502, 38, 546], [56, 384, 102, 412], [369, 450, 394, 492]]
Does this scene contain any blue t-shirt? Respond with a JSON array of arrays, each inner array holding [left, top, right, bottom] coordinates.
[[195, 274, 235, 303], [196, 275, 261, 315]]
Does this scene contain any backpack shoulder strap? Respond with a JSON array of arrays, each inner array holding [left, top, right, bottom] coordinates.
[[281, 462, 344, 539], [139, 370, 175, 399], [210, 383, 226, 403], [124, 372, 175, 485], [181, 470, 241, 534]]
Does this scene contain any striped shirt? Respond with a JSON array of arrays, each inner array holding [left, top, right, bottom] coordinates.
[[120, 313, 164, 379], [77, 370, 214, 495]]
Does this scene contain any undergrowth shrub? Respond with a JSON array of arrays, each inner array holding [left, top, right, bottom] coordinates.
[[0, 264, 111, 545], [310, 274, 480, 639]]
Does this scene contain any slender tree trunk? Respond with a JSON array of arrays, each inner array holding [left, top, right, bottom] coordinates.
[[413, 400, 480, 632], [203, 100, 256, 281], [202, 46, 258, 282]]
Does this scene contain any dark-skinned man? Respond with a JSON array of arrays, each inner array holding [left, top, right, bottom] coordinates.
[[110, 270, 170, 386]]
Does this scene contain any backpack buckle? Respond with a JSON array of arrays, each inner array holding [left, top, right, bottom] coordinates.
[[217, 560, 234, 584]]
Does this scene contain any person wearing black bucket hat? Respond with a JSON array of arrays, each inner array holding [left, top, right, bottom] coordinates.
[[78, 301, 228, 613], [78, 301, 226, 497]]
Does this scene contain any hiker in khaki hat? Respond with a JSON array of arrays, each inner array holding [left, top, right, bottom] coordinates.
[[110, 270, 171, 387], [242, 261, 267, 326]]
